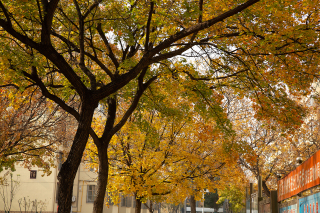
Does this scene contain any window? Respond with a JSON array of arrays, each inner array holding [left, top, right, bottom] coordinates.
[[125, 196, 132, 207], [121, 195, 126, 207], [87, 185, 96, 203], [30, 170, 37, 179]]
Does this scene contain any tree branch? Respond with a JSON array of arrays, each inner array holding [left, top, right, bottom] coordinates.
[[0, 1, 11, 25], [51, 31, 114, 80], [22, 67, 99, 142], [83, 0, 102, 19], [41, 0, 60, 45], [101, 96, 117, 142], [150, 0, 261, 57], [108, 75, 157, 137], [97, 23, 120, 68], [198, 0, 203, 23], [145, 1, 154, 52]]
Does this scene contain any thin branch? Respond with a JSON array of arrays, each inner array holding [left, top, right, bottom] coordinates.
[[198, 0, 203, 23], [97, 23, 120, 68], [51, 31, 114, 79], [149, 0, 261, 57], [0, 1, 11, 25], [108, 75, 157, 137], [145, 1, 154, 52], [0, 84, 19, 89], [83, 0, 102, 19]]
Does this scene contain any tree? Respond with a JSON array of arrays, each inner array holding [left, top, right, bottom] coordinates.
[[204, 191, 222, 212], [227, 89, 320, 196], [0, 172, 20, 213], [217, 180, 247, 213], [0, 1, 319, 213], [0, 87, 74, 175], [86, 106, 235, 213]]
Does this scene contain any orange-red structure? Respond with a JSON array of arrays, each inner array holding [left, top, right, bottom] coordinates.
[[278, 150, 320, 202]]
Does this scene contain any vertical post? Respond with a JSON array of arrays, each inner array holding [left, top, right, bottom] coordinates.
[[202, 199, 204, 213], [258, 176, 262, 199], [246, 187, 249, 213], [250, 183, 253, 213], [270, 190, 278, 213], [258, 176, 262, 213]]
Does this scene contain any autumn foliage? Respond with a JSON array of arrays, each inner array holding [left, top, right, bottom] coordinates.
[[0, 0, 320, 213], [0, 88, 74, 175]]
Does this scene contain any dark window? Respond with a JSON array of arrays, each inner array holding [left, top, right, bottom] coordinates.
[[87, 185, 96, 203], [30, 170, 37, 179]]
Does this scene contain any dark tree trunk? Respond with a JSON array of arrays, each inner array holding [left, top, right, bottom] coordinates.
[[135, 197, 142, 213], [190, 195, 196, 213], [93, 96, 117, 213], [262, 181, 270, 197], [57, 100, 96, 213], [93, 146, 109, 213]]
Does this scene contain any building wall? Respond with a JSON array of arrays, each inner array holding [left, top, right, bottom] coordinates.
[[0, 164, 57, 213], [0, 163, 155, 213]]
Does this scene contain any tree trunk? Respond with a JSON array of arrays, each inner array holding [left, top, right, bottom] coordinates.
[[57, 101, 96, 213], [146, 201, 153, 213], [149, 202, 153, 213], [262, 181, 270, 197], [190, 195, 196, 213], [93, 96, 117, 213], [135, 197, 142, 213], [93, 146, 109, 213]]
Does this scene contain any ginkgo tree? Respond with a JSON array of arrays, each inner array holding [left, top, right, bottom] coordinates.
[[0, 0, 319, 213]]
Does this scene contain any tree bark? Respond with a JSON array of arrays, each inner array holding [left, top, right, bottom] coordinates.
[[262, 181, 270, 197], [93, 96, 117, 213], [135, 197, 142, 213], [190, 195, 196, 213], [93, 145, 110, 213], [57, 99, 97, 213]]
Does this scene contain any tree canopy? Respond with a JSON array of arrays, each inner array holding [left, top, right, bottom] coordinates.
[[86, 105, 240, 212], [0, 0, 320, 213], [0, 87, 74, 175]]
